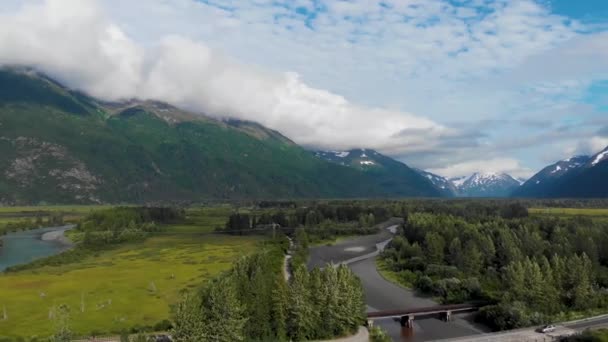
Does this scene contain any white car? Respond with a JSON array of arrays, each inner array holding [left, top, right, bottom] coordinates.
[[539, 324, 556, 333]]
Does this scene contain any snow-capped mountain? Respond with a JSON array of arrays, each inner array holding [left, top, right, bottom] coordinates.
[[513, 155, 590, 197], [591, 147, 608, 167], [314, 149, 443, 197], [454, 172, 522, 197], [414, 169, 457, 197], [412, 170, 521, 197], [514, 146, 608, 198]]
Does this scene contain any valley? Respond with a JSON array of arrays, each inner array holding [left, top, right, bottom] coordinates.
[[2, 200, 608, 342]]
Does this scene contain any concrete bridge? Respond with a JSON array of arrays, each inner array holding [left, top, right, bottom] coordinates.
[[367, 303, 484, 328]]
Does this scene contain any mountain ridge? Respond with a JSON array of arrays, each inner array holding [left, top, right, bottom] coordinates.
[[514, 148, 608, 198], [0, 67, 443, 204]]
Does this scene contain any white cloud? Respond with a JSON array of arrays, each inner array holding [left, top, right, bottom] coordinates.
[[429, 158, 534, 179], [0, 0, 606, 176], [0, 0, 449, 154], [568, 136, 608, 156]]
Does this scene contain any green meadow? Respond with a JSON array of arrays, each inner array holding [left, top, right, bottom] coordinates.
[[0, 206, 263, 338]]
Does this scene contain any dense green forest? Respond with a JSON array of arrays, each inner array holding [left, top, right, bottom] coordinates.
[[379, 202, 608, 330], [172, 235, 366, 341], [219, 203, 390, 242]]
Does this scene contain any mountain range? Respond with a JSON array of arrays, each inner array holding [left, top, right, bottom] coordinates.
[[1, 66, 607, 203], [417, 171, 522, 198], [0, 68, 441, 204], [315, 151, 524, 198]]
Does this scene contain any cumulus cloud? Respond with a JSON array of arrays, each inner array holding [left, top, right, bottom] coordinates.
[[0, 0, 453, 154]]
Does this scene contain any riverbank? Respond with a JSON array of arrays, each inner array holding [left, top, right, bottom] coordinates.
[[0, 226, 75, 272], [40, 225, 75, 246]]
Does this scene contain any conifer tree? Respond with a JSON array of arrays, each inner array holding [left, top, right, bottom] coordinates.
[[271, 276, 289, 341], [288, 266, 314, 341]]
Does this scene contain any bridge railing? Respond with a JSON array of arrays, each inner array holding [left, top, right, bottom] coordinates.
[[367, 302, 485, 319]]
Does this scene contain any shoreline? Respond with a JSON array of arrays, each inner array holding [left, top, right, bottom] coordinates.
[[40, 225, 75, 247]]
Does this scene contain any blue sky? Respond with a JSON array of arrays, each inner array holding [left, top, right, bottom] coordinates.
[[1, 0, 607, 178]]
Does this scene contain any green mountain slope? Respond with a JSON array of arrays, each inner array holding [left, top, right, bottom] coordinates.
[[0, 68, 441, 204], [314, 149, 441, 197]]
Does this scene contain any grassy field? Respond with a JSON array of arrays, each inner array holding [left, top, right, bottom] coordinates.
[[0, 206, 262, 338]]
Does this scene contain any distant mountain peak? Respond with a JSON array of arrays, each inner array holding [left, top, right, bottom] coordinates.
[[513, 148, 608, 198], [446, 172, 520, 197]]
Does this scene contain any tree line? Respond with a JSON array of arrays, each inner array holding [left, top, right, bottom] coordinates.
[[77, 207, 183, 247], [219, 203, 389, 243], [0, 212, 65, 236]]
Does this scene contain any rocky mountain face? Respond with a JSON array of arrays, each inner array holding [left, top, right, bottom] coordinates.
[[0, 68, 443, 204]]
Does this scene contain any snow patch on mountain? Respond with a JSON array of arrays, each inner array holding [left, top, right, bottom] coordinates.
[[592, 150, 608, 166], [450, 176, 468, 187], [551, 165, 562, 174]]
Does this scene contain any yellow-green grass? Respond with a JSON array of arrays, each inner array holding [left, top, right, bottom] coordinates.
[[0, 206, 262, 338], [529, 208, 608, 217]]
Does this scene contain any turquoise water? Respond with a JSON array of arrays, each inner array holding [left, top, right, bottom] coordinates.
[[0, 226, 72, 271]]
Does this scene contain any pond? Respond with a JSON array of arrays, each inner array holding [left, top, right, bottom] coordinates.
[[0, 225, 74, 272]]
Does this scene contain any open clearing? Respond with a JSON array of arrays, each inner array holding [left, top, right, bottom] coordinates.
[[0, 207, 262, 338]]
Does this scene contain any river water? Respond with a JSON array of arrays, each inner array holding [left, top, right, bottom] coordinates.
[[0, 226, 73, 272], [307, 226, 489, 341]]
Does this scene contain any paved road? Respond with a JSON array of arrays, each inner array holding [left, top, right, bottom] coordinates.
[[564, 314, 608, 331], [307, 227, 488, 342], [434, 314, 608, 342]]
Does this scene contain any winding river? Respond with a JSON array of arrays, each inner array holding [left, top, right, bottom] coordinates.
[[0, 225, 74, 272], [307, 224, 489, 342]]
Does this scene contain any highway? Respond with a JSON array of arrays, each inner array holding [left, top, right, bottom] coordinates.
[[307, 225, 489, 342], [433, 314, 608, 342]]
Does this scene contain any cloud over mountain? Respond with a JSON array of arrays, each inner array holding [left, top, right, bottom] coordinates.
[[0, 0, 453, 155], [1, 0, 606, 179]]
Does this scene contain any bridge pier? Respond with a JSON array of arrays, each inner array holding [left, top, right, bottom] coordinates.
[[400, 314, 415, 328]]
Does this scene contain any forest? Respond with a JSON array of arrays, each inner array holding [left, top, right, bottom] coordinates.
[[220, 202, 389, 243], [379, 201, 608, 330], [172, 234, 366, 341]]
